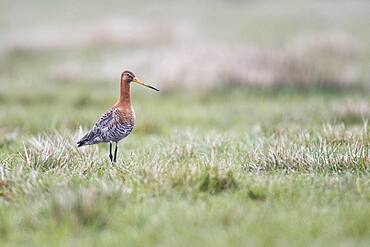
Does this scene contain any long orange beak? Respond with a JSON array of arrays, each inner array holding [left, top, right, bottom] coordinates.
[[133, 78, 159, 91]]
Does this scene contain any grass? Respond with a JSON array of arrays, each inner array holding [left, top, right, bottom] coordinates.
[[0, 81, 370, 246]]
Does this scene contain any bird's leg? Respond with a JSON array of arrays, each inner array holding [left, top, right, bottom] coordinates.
[[113, 142, 118, 163], [109, 142, 113, 162]]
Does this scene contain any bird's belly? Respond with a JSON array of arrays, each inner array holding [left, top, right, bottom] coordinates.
[[104, 124, 134, 142]]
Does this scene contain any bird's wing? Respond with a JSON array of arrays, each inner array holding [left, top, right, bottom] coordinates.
[[78, 107, 134, 146], [77, 108, 119, 146], [93, 108, 120, 132], [96, 108, 134, 141]]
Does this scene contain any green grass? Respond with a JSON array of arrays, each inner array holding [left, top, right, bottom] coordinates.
[[1, 79, 370, 246]]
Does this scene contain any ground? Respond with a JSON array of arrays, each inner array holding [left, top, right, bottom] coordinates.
[[1, 84, 369, 246]]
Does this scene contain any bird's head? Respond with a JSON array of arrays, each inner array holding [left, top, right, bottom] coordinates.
[[121, 70, 159, 91]]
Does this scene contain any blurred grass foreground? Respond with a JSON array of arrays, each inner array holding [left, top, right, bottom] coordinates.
[[0, 0, 370, 246]]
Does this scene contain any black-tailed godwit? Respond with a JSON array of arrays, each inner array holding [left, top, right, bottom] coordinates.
[[77, 70, 159, 163]]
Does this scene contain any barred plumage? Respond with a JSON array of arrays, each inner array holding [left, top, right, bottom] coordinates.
[[77, 70, 158, 163], [77, 108, 135, 146]]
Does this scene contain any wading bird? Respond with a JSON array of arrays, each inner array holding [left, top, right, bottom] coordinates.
[[77, 70, 159, 163]]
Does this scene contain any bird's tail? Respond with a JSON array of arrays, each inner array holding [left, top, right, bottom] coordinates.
[[77, 132, 92, 147], [77, 140, 86, 147]]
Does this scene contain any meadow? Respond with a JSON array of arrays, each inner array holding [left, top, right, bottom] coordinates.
[[1, 0, 370, 246]]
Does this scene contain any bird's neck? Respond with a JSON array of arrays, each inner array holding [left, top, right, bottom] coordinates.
[[117, 79, 131, 106]]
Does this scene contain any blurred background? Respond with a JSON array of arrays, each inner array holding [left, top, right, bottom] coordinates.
[[0, 0, 369, 136]]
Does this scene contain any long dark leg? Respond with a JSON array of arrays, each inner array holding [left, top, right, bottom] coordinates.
[[113, 142, 118, 163], [109, 142, 113, 162]]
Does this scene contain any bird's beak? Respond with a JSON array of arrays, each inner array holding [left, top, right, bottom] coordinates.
[[133, 78, 159, 91]]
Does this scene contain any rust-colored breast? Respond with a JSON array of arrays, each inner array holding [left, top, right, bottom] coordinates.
[[114, 105, 135, 126]]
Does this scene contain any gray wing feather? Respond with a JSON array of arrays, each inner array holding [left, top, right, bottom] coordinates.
[[78, 108, 133, 147], [78, 108, 117, 146], [94, 108, 117, 129]]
